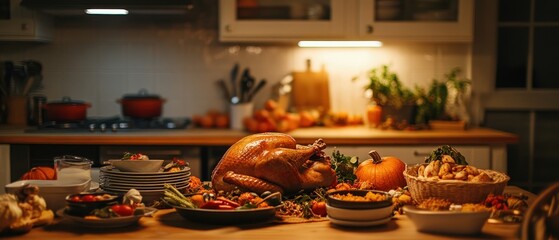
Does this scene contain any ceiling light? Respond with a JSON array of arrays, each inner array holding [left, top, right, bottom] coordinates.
[[85, 9, 129, 15], [298, 41, 383, 48]]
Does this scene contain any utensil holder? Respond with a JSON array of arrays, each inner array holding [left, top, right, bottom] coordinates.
[[6, 96, 28, 126], [230, 102, 253, 130]]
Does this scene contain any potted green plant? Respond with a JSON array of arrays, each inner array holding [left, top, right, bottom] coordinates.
[[359, 65, 417, 127], [415, 67, 470, 129]]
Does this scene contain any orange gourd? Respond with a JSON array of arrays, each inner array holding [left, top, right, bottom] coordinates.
[[355, 150, 406, 191], [21, 166, 56, 180]]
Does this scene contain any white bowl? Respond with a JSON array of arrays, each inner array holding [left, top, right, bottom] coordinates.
[[326, 203, 393, 221], [404, 205, 491, 235], [109, 159, 164, 172], [5, 179, 91, 211]]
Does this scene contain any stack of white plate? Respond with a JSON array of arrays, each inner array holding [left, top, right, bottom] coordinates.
[[99, 166, 191, 204]]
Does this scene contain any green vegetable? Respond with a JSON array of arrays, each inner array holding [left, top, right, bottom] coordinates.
[[162, 184, 197, 208], [424, 145, 468, 165], [331, 150, 358, 183]]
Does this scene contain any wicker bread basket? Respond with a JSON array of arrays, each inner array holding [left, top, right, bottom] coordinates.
[[404, 164, 510, 204]]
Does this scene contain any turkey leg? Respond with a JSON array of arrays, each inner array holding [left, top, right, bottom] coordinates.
[[222, 171, 284, 194]]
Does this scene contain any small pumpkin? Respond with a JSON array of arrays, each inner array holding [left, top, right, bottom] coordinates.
[[21, 167, 56, 180], [355, 150, 406, 191]]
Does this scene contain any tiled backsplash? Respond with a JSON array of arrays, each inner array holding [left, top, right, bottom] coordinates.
[[0, 16, 471, 119]]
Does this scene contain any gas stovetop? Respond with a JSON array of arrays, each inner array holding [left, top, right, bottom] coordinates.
[[25, 116, 191, 133]]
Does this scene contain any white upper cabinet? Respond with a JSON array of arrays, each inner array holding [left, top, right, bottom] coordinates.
[[358, 0, 473, 42], [219, 0, 473, 43], [0, 0, 52, 42], [219, 0, 347, 42]]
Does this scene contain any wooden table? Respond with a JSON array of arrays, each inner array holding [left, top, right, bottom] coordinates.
[[5, 187, 532, 240], [6, 210, 520, 240]]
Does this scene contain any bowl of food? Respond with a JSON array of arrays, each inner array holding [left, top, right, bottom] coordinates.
[[65, 192, 120, 216], [108, 159, 164, 172], [326, 203, 393, 221], [404, 203, 492, 235], [5, 179, 91, 211], [325, 189, 392, 209]]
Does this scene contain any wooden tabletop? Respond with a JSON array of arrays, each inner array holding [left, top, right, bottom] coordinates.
[[5, 186, 532, 240], [0, 127, 518, 146], [4, 209, 520, 240]]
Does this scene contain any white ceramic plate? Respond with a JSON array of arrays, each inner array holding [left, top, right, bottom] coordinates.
[[99, 172, 190, 181], [99, 182, 189, 191], [100, 166, 190, 176], [56, 207, 157, 228], [328, 215, 392, 227], [101, 183, 189, 192], [100, 176, 189, 185]]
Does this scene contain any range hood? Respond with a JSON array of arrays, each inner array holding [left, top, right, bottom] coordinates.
[[20, 0, 194, 15]]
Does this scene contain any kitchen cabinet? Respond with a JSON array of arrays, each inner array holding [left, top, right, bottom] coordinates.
[[358, 0, 473, 42], [219, 0, 473, 42], [219, 0, 347, 42], [0, 0, 52, 42], [328, 145, 506, 173]]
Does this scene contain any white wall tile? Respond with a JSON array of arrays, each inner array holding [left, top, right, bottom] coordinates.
[[3, 19, 471, 120]]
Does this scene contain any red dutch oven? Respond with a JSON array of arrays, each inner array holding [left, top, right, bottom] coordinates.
[[44, 97, 91, 122], [118, 89, 166, 119]]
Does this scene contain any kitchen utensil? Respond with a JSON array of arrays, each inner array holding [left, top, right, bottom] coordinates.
[[118, 89, 166, 119], [217, 79, 231, 102], [247, 79, 267, 102], [238, 68, 250, 103], [44, 97, 91, 122], [230, 63, 240, 104], [291, 59, 330, 113], [240, 69, 254, 103], [21, 60, 43, 96]]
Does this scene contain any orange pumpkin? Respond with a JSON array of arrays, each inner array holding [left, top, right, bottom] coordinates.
[[21, 166, 56, 180], [355, 150, 406, 191]]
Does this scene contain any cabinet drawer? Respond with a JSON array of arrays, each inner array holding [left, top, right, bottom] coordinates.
[[327, 145, 491, 169]]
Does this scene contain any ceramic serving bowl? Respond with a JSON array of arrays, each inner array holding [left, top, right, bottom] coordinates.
[[65, 192, 120, 216], [404, 205, 491, 235], [5, 179, 91, 211], [325, 189, 392, 209], [326, 203, 393, 221], [108, 159, 164, 172]]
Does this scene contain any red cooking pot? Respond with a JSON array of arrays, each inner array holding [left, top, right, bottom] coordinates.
[[44, 97, 91, 122], [118, 89, 166, 119]]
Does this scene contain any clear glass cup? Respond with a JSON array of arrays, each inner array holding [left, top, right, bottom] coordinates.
[[54, 155, 92, 183]]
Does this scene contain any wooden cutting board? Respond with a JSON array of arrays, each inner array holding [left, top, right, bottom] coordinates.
[[291, 60, 330, 113]]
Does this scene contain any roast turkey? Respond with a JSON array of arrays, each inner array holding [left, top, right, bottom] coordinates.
[[211, 132, 336, 194]]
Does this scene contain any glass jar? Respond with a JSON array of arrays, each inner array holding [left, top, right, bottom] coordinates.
[[366, 101, 383, 128], [54, 155, 92, 182]]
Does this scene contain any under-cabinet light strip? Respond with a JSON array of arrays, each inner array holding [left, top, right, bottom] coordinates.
[[298, 41, 383, 48], [85, 9, 129, 15]]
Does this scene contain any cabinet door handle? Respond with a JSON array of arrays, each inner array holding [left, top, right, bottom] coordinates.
[[366, 25, 374, 34], [413, 151, 430, 157], [225, 24, 232, 32]]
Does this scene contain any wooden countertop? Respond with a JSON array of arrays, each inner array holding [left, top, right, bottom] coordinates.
[[0, 126, 518, 146]]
